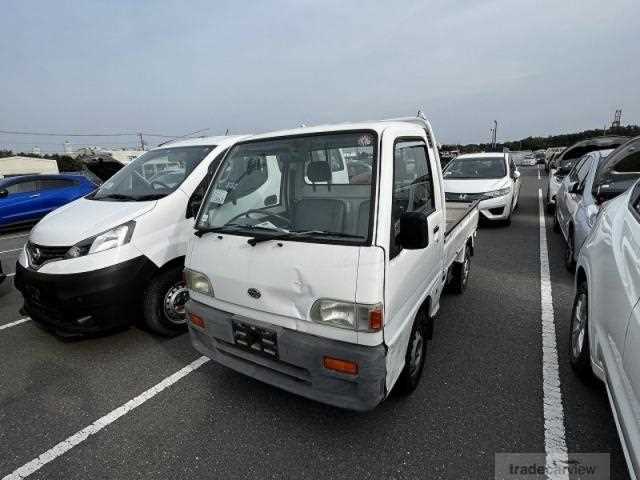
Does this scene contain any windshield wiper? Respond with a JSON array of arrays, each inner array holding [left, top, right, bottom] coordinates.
[[247, 230, 364, 246], [94, 193, 138, 201], [194, 223, 287, 238]]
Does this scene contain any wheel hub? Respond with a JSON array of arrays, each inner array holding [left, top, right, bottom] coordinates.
[[571, 293, 587, 359], [164, 282, 189, 324], [409, 330, 424, 376]]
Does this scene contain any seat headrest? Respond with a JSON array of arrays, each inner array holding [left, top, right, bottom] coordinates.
[[307, 161, 332, 183]]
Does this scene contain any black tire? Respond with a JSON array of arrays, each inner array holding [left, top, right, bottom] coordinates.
[[569, 283, 593, 380], [564, 229, 576, 272], [395, 310, 428, 395], [142, 266, 189, 336], [553, 210, 561, 233], [449, 246, 471, 294]]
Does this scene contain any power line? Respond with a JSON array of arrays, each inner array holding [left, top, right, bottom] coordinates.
[[0, 129, 182, 138]]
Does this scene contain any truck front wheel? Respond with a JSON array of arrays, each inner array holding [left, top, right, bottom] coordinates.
[[395, 310, 428, 395], [448, 246, 471, 294], [143, 266, 188, 336]]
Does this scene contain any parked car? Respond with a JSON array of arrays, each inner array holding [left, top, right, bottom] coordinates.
[[184, 115, 480, 411], [545, 136, 628, 212], [570, 180, 640, 480], [443, 152, 521, 225], [545, 147, 565, 173], [15, 135, 247, 336], [0, 174, 98, 231], [555, 135, 640, 270]]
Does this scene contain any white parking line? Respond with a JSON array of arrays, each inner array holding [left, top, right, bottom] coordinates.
[[6, 273, 15, 278], [0, 318, 30, 331], [538, 189, 569, 480], [1, 356, 210, 480], [538, 168, 541, 180], [0, 248, 21, 255]]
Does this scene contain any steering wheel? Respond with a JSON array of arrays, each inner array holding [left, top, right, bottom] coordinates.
[[225, 209, 290, 227], [150, 180, 171, 190]]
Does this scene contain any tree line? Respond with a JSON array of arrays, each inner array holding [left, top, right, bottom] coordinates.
[[442, 124, 640, 154]]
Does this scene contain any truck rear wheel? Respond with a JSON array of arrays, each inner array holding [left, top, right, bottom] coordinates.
[[143, 266, 188, 336], [395, 310, 428, 395], [449, 246, 471, 294]]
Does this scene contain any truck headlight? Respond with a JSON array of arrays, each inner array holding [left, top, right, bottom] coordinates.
[[65, 221, 135, 258], [184, 269, 214, 296], [482, 187, 511, 198], [310, 299, 383, 331]]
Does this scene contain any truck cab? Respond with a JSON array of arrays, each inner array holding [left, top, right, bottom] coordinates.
[[185, 117, 478, 410]]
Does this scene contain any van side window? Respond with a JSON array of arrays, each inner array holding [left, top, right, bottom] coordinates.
[[390, 139, 435, 259], [615, 150, 640, 173]]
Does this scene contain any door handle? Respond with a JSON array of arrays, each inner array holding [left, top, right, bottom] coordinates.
[[433, 225, 440, 234], [29, 194, 40, 198]]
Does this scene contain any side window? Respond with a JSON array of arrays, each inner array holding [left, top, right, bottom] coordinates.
[[6, 180, 38, 194], [390, 139, 435, 259], [576, 158, 593, 185], [614, 150, 640, 173], [187, 173, 213, 218], [37, 179, 74, 190], [568, 156, 587, 182], [630, 181, 640, 220]]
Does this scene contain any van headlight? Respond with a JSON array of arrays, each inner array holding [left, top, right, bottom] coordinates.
[[184, 269, 214, 296], [65, 221, 135, 258], [482, 187, 511, 198], [310, 299, 383, 332]]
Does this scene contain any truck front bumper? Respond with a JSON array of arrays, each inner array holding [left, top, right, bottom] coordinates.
[[14, 256, 154, 334], [187, 299, 387, 411]]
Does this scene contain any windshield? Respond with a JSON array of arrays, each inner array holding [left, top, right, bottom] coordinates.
[[443, 156, 506, 179], [557, 144, 623, 173], [196, 131, 377, 244], [92, 145, 214, 201]]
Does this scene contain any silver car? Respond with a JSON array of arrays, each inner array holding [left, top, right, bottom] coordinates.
[[554, 135, 640, 270]]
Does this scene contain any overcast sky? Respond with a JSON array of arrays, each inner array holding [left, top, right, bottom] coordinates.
[[1, 0, 638, 152]]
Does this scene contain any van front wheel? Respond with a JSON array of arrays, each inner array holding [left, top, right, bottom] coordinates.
[[143, 266, 188, 336]]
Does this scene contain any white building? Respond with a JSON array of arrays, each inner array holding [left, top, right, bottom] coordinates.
[[0, 156, 59, 177]]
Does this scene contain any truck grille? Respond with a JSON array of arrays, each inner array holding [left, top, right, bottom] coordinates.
[[26, 242, 70, 267]]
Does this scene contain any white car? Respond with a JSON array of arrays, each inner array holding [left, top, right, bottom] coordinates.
[[184, 115, 480, 410], [570, 180, 640, 479], [15, 135, 247, 336], [443, 152, 521, 225]]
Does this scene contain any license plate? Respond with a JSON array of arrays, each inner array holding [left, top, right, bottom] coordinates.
[[231, 320, 278, 359]]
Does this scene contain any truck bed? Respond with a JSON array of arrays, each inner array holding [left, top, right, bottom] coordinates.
[[443, 200, 480, 272]]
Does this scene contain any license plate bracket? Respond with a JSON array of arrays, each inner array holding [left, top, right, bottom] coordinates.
[[231, 320, 278, 359]]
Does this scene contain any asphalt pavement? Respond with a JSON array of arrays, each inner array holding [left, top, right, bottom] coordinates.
[[0, 168, 630, 479]]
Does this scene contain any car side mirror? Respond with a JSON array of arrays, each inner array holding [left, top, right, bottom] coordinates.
[[399, 212, 429, 250], [513, 171, 521, 179], [0, 189, 7, 199]]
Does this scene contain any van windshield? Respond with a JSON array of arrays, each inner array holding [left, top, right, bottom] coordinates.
[[92, 145, 214, 201], [196, 131, 377, 244]]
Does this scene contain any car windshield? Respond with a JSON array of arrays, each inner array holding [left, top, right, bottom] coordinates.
[[92, 145, 214, 201], [443, 156, 506, 179], [196, 131, 377, 244]]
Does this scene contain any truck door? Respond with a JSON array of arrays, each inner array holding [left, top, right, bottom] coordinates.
[[383, 133, 443, 388]]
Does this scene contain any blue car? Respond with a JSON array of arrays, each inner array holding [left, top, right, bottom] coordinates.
[[0, 174, 97, 231]]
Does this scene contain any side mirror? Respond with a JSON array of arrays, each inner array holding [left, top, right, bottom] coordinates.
[[399, 212, 429, 250], [186, 198, 202, 218], [0, 189, 7, 199], [513, 170, 521, 179]]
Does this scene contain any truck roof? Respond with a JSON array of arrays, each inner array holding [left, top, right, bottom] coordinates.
[[245, 118, 429, 142], [154, 135, 248, 149]]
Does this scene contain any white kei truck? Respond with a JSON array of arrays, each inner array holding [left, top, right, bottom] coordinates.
[[184, 116, 480, 410]]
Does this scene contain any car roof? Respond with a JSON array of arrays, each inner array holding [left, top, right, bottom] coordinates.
[[454, 152, 507, 160], [569, 136, 628, 148], [0, 173, 89, 186]]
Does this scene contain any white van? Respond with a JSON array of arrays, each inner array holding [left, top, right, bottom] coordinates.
[[184, 116, 479, 410], [15, 135, 246, 336]]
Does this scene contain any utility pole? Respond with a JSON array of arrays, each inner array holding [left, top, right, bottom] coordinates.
[[490, 120, 497, 150]]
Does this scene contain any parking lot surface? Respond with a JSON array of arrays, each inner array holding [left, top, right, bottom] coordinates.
[[0, 168, 630, 479]]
